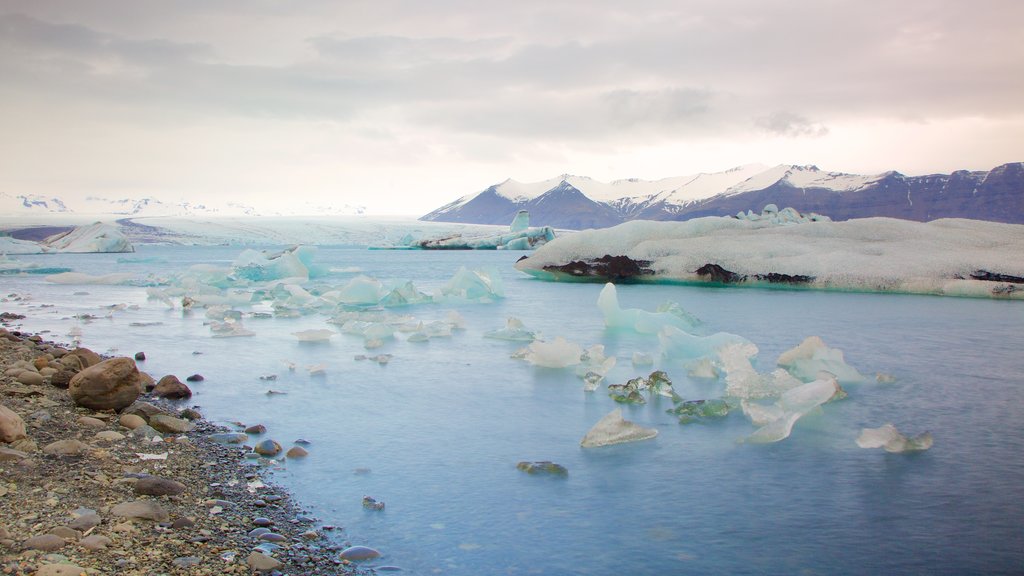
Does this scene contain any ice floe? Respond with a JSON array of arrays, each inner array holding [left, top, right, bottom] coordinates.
[[856, 424, 933, 453], [597, 283, 700, 333], [515, 213, 1024, 298], [580, 409, 658, 448]]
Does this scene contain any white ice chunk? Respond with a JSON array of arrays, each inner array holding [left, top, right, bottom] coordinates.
[[721, 342, 803, 400], [597, 283, 699, 334], [484, 317, 538, 341], [40, 222, 134, 253], [575, 345, 616, 380], [441, 267, 505, 301], [743, 377, 844, 443], [686, 357, 719, 380], [777, 336, 866, 384], [856, 424, 933, 453], [293, 329, 335, 342], [659, 326, 752, 363], [580, 409, 658, 448], [0, 238, 44, 255], [510, 210, 530, 233], [233, 246, 316, 282], [45, 272, 134, 285], [337, 275, 384, 305], [522, 337, 583, 368], [631, 352, 654, 367]]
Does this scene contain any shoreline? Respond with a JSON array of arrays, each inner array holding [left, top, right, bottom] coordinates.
[[0, 321, 368, 575]]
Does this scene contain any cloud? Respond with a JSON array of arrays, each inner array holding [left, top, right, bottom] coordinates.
[[755, 112, 829, 138]]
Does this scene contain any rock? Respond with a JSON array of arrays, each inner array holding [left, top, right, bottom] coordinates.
[[77, 416, 106, 429], [171, 517, 194, 529], [130, 425, 162, 440], [248, 527, 271, 538], [179, 408, 202, 420], [517, 461, 569, 476], [48, 369, 75, 388], [67, 347, 102, 368], [43, 439, 90, 456], [244, 424, 266, 434], [253, 439, 282, 457], [9, 438, 36, 453], [118, 413, 146, 430], [0, 403, 27, 443], [15, 370, 44, 386], [79, 534, 113, 550], [34, 564, 89, 576], [67, 514, 101, 531], [121, 401, 164, 420], [68, 357, 143, 411], [153, 375, 192, 399], [148, 414, 194, 434], [209, 432, 247, 444], [362, 496, 385, 511], [48, 526, 81, 540], [252, 517, 273, 527], [0, 447, 27, 461], [285, 446, 308, 458], [33, 357, 50, 371], [134, 351, 146, 361], [186, 374, 204, 382], [173, 556, 201, 569], [339, 545, 382, 561], [138, 371, 156, 392], [111, 500, 169, 522], [246, 551, 282, 572], [134, 476, 186, 497], [22, 533, 66, 551], [94, 430, 125, 442]]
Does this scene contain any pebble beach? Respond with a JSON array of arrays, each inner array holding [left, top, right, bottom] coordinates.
[[0, 317, 372, 576]]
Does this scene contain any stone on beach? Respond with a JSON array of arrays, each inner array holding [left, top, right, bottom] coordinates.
[[22, 533, 66, 551], [247, 551, 283, 572], [15, 370, 44, 386], [79, 534, 113, 550], [43, 439, 90, 456], [111, 500, 170, 522], [254, 439, 283, 456], [148, 414, 194, 434], [118, 413, 146, 430], [153, 375, 192, 399], [34, 564, 88, 576], [134, 475, 187, 496], [68, 357, 143, 411], [285, 446, 308, 458], [0, 403, 27, 443]]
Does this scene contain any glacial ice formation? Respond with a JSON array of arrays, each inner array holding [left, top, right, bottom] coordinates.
[[440, 267, 504, 301], [0, 237, 45, 255], [41, 222, 134, 253], [856, 424, 933, 453], [580, 408, 658, 448], [658, 325, 752, 364], [742, 376, 845, 443], [521, 337, 583, 369], [777, 336, 866, 384], [514, 215, 1024, 298], [483, 317, 539, 341], [45, 272, 135, 285], [233, 246, 319, 282], [383, 211, 555, 250], [597, 283, 700, 333]]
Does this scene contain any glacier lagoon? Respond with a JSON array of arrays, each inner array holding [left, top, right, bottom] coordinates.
[[4, 244, 1024, 575]]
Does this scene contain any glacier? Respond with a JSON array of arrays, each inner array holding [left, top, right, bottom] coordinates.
[[0, 222, 134, 254], [514, 212, 1024, 298]]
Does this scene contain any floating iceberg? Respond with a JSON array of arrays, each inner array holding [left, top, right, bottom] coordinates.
[[233, 245, 319, 282], [292, 329, 335, 342], [40, 222, 134, 253], [580, 409, 658, 448], [45, 272, 134, 285], [440, 267, 504, 301], [484, 317, 539, 341], [659, 325, 752, 364], [514, 215, 1024, 298], [386, 211, 555, 250], [597, 283, 700, 333], [856, 424, 933, 453], [0, 237, 45, 255], [777, 336, 866, 384], [742, 377, 845, 443], [521, 337, 583, 369]]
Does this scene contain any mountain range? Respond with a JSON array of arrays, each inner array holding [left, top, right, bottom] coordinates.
[[420, 162, 1024, 229], [0, 193, 367, 218]]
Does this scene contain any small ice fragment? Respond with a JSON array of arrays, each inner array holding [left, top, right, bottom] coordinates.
[[307, 364, 326, 376], [631, 352, 653, 367], [580, 409, 658, 448], [777, 336, 865, 384], [523, 337, 583, 368], [876, 372, 897, 384], [598, 283, 699, 334], [484, 317, 538, 341], [856, 424, 933, 453], [743, 377, 844, 443], [292, 329, 335, 342]]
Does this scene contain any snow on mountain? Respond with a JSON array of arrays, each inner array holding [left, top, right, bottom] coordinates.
[[0, 192, 261, 217], [423, 162, 1024, 228]]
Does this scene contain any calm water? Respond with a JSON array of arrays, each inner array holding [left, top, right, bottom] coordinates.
[[4, 244, 1024, 575]]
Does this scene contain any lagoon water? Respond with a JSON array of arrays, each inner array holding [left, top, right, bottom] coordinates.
[[5, 243, 1024, 575]]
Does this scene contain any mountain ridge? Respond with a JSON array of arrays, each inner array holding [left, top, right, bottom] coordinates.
[[420, 162, 1024, 228]]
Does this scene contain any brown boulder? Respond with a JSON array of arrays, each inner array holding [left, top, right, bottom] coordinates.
[[0, 404, 26, 443], [67, 347, 102, 368], [153, 375, 192, 399], [68, 357, 142, 411]]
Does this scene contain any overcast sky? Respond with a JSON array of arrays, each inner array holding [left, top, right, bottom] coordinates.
[[1, 0, 1022, 215]]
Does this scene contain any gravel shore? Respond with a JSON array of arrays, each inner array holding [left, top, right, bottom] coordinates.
[[0, 321, 370, 576]]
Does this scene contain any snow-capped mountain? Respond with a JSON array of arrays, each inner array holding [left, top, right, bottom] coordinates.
[[0, 193, 369, 218], [421, 162, 1024, 228]]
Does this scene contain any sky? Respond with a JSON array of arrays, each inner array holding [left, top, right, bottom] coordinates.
[[1, 0, 1022, 216]]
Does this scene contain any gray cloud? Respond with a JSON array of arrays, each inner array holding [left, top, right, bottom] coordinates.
[[756, 112, 829, 138]]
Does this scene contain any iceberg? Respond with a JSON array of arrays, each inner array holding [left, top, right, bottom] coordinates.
[[514, 215, 1024, 298], [388, 211, 555, 250], [580, 408, 658, 448], [45, 272, 134, 285], [597, 283, 700, 333], [777, 336, 866, 384], [659, 325, 752, 364], [40, 222, 134, 253], [742, 376, 845, 443], [440, 267, 505, 301], [484, 317, 539, 341], [856, 424, 933, 453], [0, 237, 45, 255], [521, 337, 583, 369], [232, 245, 318, 282]]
